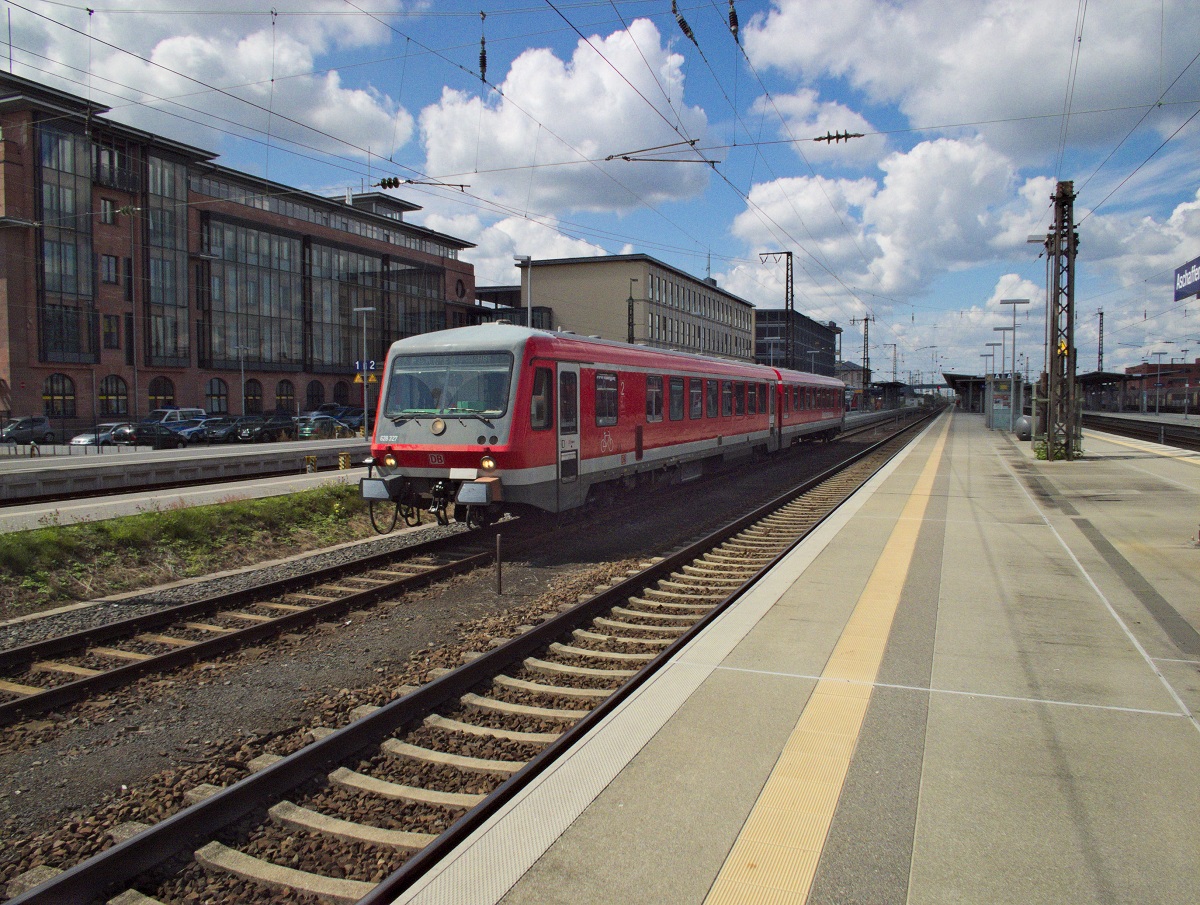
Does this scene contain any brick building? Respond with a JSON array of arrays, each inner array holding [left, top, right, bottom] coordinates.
[[0, 72, 477, 427], [1123, 357, 1200, 412]]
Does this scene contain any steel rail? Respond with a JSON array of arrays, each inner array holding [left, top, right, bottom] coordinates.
[[1081, 413, 1200, 452], [0, 527, 500, 727], [7, 410, 935, 905]]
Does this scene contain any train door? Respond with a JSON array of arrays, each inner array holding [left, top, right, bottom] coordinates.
[[768, 380, 780, 452], [557, 363, 580, 508]]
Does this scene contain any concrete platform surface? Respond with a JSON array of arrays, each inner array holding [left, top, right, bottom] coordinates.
[[390, 411, 1200, 905]]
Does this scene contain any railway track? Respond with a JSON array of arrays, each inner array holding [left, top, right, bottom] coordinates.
[[0, 410, 924, 731], [0, 530, 498, 728], [1081, 413, 1200, 452], [5, 410, 935, 905]]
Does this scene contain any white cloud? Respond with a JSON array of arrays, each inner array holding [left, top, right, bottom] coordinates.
[[753, 89, 886, 167], [864, 138, 1020, 290], [1083, 189, 1200, 293], [11, 0, 411, 162], [743, 0, 1200, 162], [419, 18, 710, 214], [418, 212, 609, 288], [729, 138, 1031, 304]]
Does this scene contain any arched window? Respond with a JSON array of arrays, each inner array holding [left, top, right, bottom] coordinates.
[[333, 380, 351, 406], [43, 373, 76, 417], [275, 379, 295, 414], [305, 380, 325, 413], [148, 376, 175, 409], [206, 377, 229, 414], [244, 378, 263, 414], [98, 375, 128, 416]]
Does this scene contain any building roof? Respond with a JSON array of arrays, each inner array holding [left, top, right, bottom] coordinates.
[[0, 71, 474, 253], [190, 159, 476, 251], [0, 71, 218, 162]]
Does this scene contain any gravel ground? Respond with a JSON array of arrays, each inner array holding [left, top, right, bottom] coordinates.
[[0, 438, 869, 894]]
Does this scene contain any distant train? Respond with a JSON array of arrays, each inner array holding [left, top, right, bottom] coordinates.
[[360, 324, 845, 529]]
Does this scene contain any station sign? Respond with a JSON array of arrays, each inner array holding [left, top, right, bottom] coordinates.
[[1175, 255, 1200, 301]]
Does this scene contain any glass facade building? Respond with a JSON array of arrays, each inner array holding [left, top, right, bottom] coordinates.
[[0, 71, 476, 426]]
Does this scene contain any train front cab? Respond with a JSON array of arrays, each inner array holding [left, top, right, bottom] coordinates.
[[362, 335, 525, 527]]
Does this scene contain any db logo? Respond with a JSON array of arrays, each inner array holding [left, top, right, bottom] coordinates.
[[428, 453, 445, 465]]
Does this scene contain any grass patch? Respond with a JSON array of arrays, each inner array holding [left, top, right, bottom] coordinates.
[[0, 484, 379, 621]]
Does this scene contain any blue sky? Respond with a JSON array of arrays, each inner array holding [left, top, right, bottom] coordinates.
[[8, 0, 1200, 378]]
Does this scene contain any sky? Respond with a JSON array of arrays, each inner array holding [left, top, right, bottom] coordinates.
[[6, 0, 1200, 380]]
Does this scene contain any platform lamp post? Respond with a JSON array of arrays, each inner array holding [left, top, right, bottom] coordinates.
[[353, 306, 376, 438], [985, 342, 1002, 376], [1182, 347, 1190, 418], [513, 255, 532, 327], [993, 326, 1014, 378], [999, 298, 1029, 378], [234, 345, 249, 415], [1151, 348, 1170, 416]]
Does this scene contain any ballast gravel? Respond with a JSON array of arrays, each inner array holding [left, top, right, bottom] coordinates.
[[0, 437, 868, 896]]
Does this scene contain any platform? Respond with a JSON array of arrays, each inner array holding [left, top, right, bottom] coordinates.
[[392, 410, 1200, 905]]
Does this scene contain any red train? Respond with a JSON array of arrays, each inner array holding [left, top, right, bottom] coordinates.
[[360, 324, 845, 528]]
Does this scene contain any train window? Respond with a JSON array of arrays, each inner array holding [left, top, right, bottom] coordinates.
[[757, 383, 768, 415], [765, 384, 773, 415], [669, 377, 685, 421], [595, 371, 618, 426], [721, 380, 732, 416], [706, 379, 718, 418], [646, 375, 663, 422], [386, 351, 513, 419], [689, 378, 703, 419], [792, 385, 800, 411], [733, 382, 745, 416], [559, 371, 578, 435], [747, 383, 757, 415], [531, 367, 553, 430]]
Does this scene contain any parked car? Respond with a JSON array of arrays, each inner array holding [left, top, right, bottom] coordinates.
[[132, 420, 196, 449], [174, 418, 226, 444], [235, 413, 297, 442], [111, 423, 137, 445], [141, 406, 207, 425], [296, 414, 352, 440], [199, 416, 238, 443], [1, 415, 56, 444], [69, 422, 133, 447], [132, 422, 179, 449], [337, 410, 374, 436]]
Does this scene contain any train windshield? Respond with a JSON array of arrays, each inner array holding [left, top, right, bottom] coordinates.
[[384, 351, 514, 420]]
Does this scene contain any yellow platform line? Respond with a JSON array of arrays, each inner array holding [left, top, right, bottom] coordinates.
[[704, 415, 951, 905]]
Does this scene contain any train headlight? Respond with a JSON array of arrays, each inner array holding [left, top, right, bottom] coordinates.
[[383, 453, 397, 467], [431, 418, 446, 436], [480, 455, 497, 472]]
